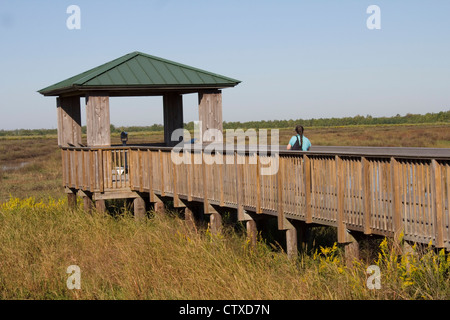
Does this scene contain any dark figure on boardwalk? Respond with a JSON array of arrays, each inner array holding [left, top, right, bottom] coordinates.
[[286, 125, 311, 151]]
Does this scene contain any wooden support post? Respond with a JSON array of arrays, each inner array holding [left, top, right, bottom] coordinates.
[[85, 93, 111, 147], [67, 189, 77, 209], [163, 93, 183, 147], [344, 231, 360, 268], [286, 224, 298, 259], [133, 195, 146, 220], [82, 192, 94, 214], [247, 219, 258, 247], [431, 159, 444, 248], [198, 89, 223, 143], [184, 205, 197, 232], [209, 212, 222, 235], [56, 96, 82, 147], [95, 199, 106, 213], [154, 198, 165, 215]]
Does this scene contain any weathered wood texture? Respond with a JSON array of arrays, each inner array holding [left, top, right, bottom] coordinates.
[[163, 93, 184, 147], [57, 96, 82, 147], [61, 145, 450, 249], [85, 94, 111, 147], [198, 90, 223, 142]]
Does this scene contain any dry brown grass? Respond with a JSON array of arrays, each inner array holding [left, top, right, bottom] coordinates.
[[279, 124, 450, 148], [0, 199, 448, 300]]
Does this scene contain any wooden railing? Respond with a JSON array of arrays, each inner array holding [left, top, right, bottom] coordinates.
[[61, 145, 450, 249]]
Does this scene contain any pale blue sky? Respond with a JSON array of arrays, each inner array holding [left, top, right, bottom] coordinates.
[[0, 0, 449, 130]]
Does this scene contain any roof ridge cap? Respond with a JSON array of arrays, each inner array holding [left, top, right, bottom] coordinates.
[[134, 52, 241, 83]]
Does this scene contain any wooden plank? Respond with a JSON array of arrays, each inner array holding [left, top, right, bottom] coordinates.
[[94, 190, 140, 200], [391, 157, 403, 239], [163, 93, 183, 147], [236, 152, 245, 221], [198, 89, 223, 143], [361, 157, 372, 234], [99, 150, 104, 193], [139, 149, 144, 192], [89, 150, 95, 191], [256, 154, 262, 213], [147, 150, 155, 202], [172, 158, 184, 208], [187, 151, 193, 201], [304, 155, 312, 223], [336, 156, 346, 243], [219, 156, 224, 207], [57, 96, 82, 147], [431, 159, 444, 247], [159, 150, 165, 197], [277, 156, 285, 230], [85, 94, 111, 147], [202, 150, 210, 213], [61, 149, 66, 187]]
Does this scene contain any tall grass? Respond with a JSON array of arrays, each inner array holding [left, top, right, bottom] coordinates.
[[0, 197, 448, 300]]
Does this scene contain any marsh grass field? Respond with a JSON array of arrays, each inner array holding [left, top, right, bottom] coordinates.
[[0, 123, 449, 300]]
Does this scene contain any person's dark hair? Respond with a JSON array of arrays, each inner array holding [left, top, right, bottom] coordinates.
[[295, 125, 304, 150]]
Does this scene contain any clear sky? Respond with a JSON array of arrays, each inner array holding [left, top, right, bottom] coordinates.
[[0, 0, 449, 130]]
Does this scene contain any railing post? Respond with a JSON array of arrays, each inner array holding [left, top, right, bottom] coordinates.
[[277, 155, 285, 230], [431, 159, 444, 248], [391, 157, 403, 240], [147, 149, 155, 202], [159, 150, 165, 197], [98, 149, 104, 193], [235, 151, 245, 221], [304, 155, 312, 223], [256, 153, 262, 213], [202, 149, 210, 213], [362, 157, 372, 235], [172, 158, 184, 208], [336, 156, 347, 243], [219, 152, 224, 207], [138, 149, 144, 193]]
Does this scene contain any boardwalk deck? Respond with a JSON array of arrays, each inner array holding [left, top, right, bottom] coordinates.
[[62, 144, 450, 250]]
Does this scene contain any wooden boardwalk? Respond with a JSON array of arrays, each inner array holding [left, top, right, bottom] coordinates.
[[61, 144, 450, 251]]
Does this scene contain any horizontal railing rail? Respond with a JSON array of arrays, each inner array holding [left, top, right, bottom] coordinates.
[[61, 144, 450, 248]]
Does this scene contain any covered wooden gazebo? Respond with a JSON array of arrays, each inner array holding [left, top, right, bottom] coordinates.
[[38, 51, 241, 147]]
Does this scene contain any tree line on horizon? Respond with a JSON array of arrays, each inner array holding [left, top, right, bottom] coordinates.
[[1, 110, 448, 137]]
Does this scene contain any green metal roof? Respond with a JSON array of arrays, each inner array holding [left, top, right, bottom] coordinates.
[[38, 51, 241, 96]]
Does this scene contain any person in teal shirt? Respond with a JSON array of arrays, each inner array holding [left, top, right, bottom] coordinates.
[[286, 125, 311, 151]]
